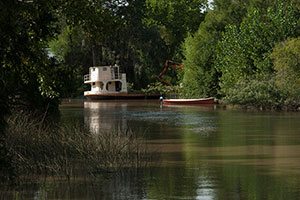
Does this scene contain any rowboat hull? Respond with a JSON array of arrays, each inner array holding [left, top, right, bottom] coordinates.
[[163, 97, 215, 105]]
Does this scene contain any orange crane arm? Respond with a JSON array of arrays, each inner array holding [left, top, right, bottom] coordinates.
[[158, 60, 184, 86]]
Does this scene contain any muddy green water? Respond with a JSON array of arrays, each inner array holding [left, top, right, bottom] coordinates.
[[3, 100, 300, 200]]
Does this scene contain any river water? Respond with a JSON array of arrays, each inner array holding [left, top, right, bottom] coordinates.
[[3, 100, 300, 200]]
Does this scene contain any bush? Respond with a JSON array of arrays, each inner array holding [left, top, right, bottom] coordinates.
[[141, 82, 180, 98], [221, 77, 285, 110], [271, 37, 300, 109]]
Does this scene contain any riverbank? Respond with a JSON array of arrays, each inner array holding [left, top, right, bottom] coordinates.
[[218, 104, 300, 112], [140, 81, 300, 111], [217, 97, 300, 112]]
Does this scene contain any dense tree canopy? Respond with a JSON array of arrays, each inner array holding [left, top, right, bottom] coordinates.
[[271, 37, 300, 108], [48, 0, 208, 91], [210, 0, 300, 109], [0, 0, 64, 180], [181, 0, 252, 97], [51, 0, 168, 89], [145, 0, 206, 58], [216, 1, 299, 94], [181, 0, 300, 108], [0, 0, 67, 123]]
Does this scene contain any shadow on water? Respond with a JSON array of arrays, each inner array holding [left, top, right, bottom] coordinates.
[[2, 100, 300, 200]]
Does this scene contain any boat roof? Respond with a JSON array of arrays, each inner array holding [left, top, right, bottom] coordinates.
[[90, 65, 119, 69]]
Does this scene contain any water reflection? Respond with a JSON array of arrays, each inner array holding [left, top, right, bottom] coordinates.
[[84, 101, 129, 133], [3, 101, 300, 200], [81, 101, 300, 199]]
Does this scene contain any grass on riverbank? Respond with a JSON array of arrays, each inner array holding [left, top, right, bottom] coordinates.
[[3, 111, 152, 182]]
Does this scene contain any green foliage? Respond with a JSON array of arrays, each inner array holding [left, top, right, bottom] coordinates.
[[221, 78, 285, 109], [216, 0, 300, 95], [0, 0, 65, 180], [142, 82, 180, 98], [143, 0, 207, 89], [0, 0, 64, 100], [48, 0, 209, 93], [49, 23, 92, 97], [145, 0, 206, 57], [181, 0, 253, 98], [271, 37, 300, 108], [55, 0, 171, 90], [3, 1, 58, 87]]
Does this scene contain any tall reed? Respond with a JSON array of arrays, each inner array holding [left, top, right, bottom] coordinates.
[[4, 111, 151, 182]]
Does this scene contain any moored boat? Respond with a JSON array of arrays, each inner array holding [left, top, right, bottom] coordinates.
[[85, 93, 160, 100], [163, 97, 215, 105], [84, 65, 159, 100]]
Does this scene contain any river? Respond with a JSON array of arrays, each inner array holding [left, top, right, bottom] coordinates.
[[3, 100, 300, 199]]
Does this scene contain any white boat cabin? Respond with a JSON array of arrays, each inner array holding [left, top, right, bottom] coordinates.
[[84, 65, 127, 96]]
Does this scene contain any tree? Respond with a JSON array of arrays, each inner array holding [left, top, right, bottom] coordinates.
[[0, 0, 64, 107], [145, 0, 206, 59], [215, 0, 299, 95], [50, 0, 207, 91], [0, 0, 64, 179], [49, 24, 92, 97], [180, 0, 289, 98], [54, 0, 170, 90], [181, 0, 251, 98]]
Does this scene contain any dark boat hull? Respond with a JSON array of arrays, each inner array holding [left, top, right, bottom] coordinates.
[[85, 93, 160, 100]]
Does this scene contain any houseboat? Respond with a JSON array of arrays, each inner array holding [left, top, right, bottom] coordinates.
[[84, 65, 159, 100]]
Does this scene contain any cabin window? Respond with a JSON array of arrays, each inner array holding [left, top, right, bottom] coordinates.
[[103, 67, 107, 71]]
